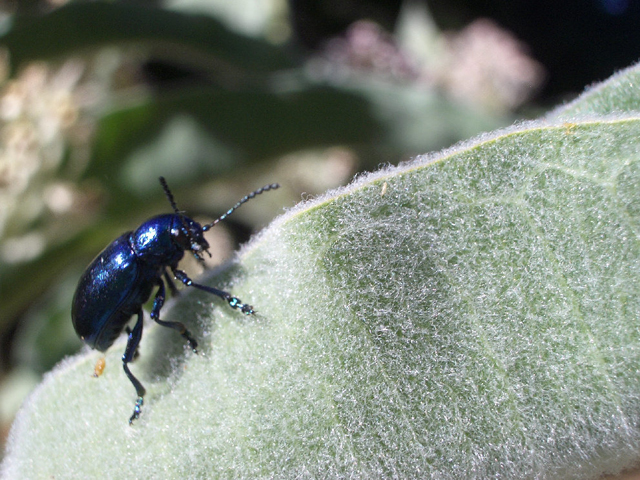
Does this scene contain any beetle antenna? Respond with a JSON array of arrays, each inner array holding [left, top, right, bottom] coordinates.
[[159, 177, 194, 247], [202, 183, 279, 231], [159, 176, 182, 215]]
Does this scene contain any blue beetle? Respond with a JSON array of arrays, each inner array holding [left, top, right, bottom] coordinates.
[[72, 177, 278, 423]]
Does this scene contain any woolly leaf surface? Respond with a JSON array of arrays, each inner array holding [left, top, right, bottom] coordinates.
[[4, 66, 640, 479]]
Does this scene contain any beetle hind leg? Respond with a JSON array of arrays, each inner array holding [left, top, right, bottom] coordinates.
[[123, 309, 146, 424], [151, 279, 198, 352]]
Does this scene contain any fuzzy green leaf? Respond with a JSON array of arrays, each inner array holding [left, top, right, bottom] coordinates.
[[551, 61, 640, 118], [4, 66, 640, 479]]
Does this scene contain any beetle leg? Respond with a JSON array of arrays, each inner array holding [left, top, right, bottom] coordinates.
[[123, 309, 146, 424], [124, 326, 140, 360], [164, 270, 180, 297], [172, 268, 255, 315], [151, 279, 198, 353]]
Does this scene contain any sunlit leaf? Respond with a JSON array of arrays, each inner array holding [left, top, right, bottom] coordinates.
[[4, 65, 640, 479]]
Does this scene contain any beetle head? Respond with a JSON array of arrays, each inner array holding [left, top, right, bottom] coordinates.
[[172, 218, 210, 262], [160, 177, 212, 263], [159, 176, 279, 264]]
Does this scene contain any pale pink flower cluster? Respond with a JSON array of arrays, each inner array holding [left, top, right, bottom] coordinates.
[[439, 19, 545, 112]]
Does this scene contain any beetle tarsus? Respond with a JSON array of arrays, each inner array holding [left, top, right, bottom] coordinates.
[[129, 397, 144, 425], [227, 296, 254, 315]]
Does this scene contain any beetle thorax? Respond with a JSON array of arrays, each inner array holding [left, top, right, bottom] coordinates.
[[130, 214, 185, 266]]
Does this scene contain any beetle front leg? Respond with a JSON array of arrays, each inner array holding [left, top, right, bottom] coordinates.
[[164, 270, 180, 297], [123, 309, 146, 424], [151, 279, 198, 352], [171, 268, 255, 314]]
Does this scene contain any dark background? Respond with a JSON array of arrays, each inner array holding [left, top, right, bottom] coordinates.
[[289, 0, 640, 103]]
